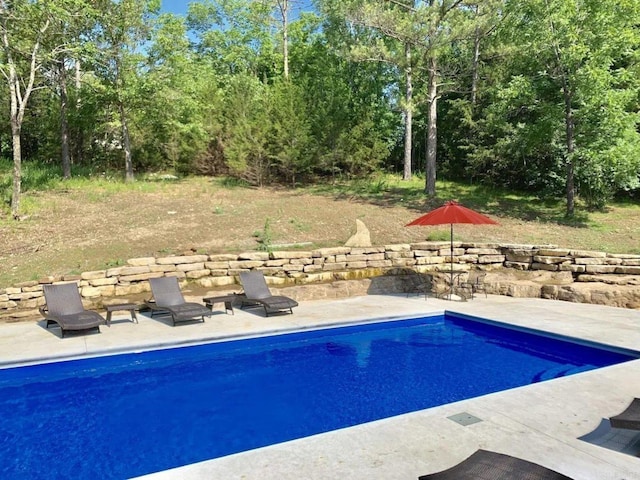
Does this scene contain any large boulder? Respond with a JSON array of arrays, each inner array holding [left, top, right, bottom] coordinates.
[[542, 283, 640, 309], [345, 219, 372, 247]]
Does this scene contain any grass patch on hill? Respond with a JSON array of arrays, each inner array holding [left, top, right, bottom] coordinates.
[[1, 165, 639, 287]]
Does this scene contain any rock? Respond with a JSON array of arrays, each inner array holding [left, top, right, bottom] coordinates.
[[345, 219, 372, 247], [127, 257, 157, 266], [106, 266, 151, 277], [208, 254, 238, 261], [385, 243, 411, 252], [312, 247, 351, 257], [570, 249, 607, 258], [80, 286, 102, 298], [533, 255, 567, 264], [81, 270, 107, 280], [504, 261, 530, 270], [466, 248, 501, 255], [351, 247, 385, 254], [270, 251, 313, 259], [505, 283, 542, 297], [237, 251, 270, 261], [176, 263, 206, 272], [196, 276, 237, 288], [156, 255, 209, 265], [186, 269, 211, 279], [478, 255, 506, 264], [228, 260, 265, 269]]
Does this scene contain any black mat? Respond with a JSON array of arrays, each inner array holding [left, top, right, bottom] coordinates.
[[610, 398, 640, 430], [418, 450, 573, 480]]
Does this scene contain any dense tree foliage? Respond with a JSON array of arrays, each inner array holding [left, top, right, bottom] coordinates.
[[1, 0, 639, 217]]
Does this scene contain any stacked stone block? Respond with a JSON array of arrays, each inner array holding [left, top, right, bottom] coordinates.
[[3, 242, 640, 321]]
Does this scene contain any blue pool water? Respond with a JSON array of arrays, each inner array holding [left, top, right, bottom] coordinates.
[[0, 313, 636, 479]]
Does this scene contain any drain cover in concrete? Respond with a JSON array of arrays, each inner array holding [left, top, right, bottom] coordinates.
[[447, 412, 482, 426]]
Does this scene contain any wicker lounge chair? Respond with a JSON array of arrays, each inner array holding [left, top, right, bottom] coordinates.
[[147, 277, 212, 326], [609, 398, 640, 430], [238, 271, 298, 316], [40, 283, 105, 338], [418, 450, 573, 480]]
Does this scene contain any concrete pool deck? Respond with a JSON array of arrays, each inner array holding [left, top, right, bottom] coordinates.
[[2, 294, 640, 479]]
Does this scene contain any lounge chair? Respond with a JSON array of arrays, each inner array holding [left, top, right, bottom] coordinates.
[[418, 449, 573, 480], [609, 397, 640, 430], [147, 277, 212, 326], [40, 283, 105, 338], [238, 271, 298, 316]]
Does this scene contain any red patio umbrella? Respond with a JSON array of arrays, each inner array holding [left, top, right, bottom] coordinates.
[[406, 200, 498, 299]]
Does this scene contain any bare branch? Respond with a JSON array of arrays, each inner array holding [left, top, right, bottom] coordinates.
[[19, 16, 50, 123], [386, 0, 416, 13], [441, 0, 464, 17]]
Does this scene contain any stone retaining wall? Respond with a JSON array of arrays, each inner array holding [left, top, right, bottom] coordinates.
[[3, 242, 640, 321]]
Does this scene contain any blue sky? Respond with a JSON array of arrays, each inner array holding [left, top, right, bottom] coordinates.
[[160, 0, 190, 16], [160, 0, 315, 17]]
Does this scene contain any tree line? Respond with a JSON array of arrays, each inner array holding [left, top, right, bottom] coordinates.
[[2, 0, 639, 219]]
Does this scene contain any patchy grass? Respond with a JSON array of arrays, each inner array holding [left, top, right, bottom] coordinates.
[[1, 171, 639, 287]]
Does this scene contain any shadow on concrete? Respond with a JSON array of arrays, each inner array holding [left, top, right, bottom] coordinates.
[[578, 418, 640, 456]]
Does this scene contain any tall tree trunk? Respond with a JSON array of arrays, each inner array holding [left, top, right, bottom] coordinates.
[[115, 58, 134, 182], [73, 58, 83, 164], [119, 100, 134, 182], [403, 43, 412, 181], [549, 14, 575, 216], [59, 61, 71, 179], [283, 0, 288, 79], [471, 22, 481, 107], [7, 57, 22, 218], [2, 8, 48, 218], [2, 6, 21, 218], [4, 19, 33, 218], [425, 54, 438, 196], [562, 82, 575, 216], [277, 0, 289, 80], [10, 118, 22, 219]]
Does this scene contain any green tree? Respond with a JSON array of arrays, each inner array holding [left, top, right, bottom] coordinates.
[[46, 2, 99, 179], [273, 0, 291, 79], [134, 12, 223, 174], [435, 0, 503, 184], [187, 0, 277, 79], [499, 0, 640, 214], [331, 0, 479, 195], [223, 74, 272, 185], [291, 12, 396, 180], [342, 0, 418, 181], [0, 0, 91, 217], [91, 0, 160, 182], [267, 80, 312, 185]]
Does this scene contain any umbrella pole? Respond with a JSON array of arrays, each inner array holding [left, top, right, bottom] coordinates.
[[450, 223, 454, 299]]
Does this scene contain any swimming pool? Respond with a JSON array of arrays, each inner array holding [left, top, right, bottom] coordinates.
[[0, 313, 636, 479]]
